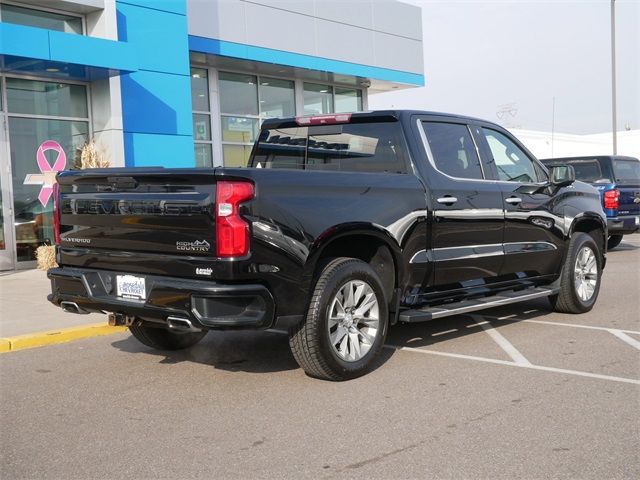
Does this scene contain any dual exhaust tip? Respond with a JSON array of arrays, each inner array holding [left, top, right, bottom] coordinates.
[[60, 301, 89, 315], [107, 312, 201, 333], [61, 301, 200, 333]]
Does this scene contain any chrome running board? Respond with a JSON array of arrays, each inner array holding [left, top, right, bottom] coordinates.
[[398, 287, 558, 323]]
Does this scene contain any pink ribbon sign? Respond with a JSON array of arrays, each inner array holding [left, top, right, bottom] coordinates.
[[23, 140, 67, 207]]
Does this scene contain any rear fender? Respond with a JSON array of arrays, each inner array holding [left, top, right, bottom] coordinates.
[[568, 213, 608, 266], [301, 223, 404, 299]]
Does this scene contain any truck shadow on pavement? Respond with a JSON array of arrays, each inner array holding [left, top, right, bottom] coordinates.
[[112, 330, 300, 374], [386, 297, 555, 350], [610, 242, 638, 252], [112, 328, 395, 377], [111, 298, 554, 376]]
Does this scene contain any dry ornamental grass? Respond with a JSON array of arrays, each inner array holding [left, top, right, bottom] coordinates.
[[73, 140, 110, 169], [36, 245, 58, 271]]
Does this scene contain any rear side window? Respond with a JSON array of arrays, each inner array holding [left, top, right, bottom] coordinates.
[[251, 122, 408, 174], [613, 159, 640, 184], [421, 122, 484, 180]]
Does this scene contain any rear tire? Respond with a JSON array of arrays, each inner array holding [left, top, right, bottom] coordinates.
[[607, 234, 623, 250], [129, 323, 207, 350], [549, 232, 602, 314], [289, 257, 389, 381]]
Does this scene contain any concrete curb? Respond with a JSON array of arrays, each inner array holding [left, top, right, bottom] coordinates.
[[0, 323, 128, 353]]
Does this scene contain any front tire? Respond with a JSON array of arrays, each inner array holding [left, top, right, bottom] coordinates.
[[129, 323, 207, 350], [549, 232, 602, 313], [289, 257, 389, 381], [607, 234, 623, 250]]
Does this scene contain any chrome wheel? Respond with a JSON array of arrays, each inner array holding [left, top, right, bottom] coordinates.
[[327, 280, 380, 362], [574, 246, 598, 301]]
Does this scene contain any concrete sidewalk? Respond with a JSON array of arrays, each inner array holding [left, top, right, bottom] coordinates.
[[0, 269, 106, 337]]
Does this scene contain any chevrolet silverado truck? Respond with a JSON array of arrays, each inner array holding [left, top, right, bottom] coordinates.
[[48, 111, 607, 380], [541, 155, 640, 250]]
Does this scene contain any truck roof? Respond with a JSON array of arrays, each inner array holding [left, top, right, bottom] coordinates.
[[260, 109, 504, 130], [540, 155, 639, 163]]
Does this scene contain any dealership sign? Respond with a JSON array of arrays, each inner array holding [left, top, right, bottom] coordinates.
[[23, 140, 67, 207]]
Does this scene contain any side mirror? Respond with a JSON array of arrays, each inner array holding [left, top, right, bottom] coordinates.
[[549, 164, 575, 187]]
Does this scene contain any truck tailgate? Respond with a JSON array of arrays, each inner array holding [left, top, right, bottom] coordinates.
[[57, 168, 218, 257]]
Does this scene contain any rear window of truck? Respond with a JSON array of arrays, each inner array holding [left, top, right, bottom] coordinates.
[[613, 159, 640, 185], [567, 160, 604, 183], [250, 122, 408, 174]]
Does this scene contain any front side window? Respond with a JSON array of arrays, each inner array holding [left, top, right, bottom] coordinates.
[[482, 128, 540, 183], [422, 122, 484, 180], [0, 4, 83, 34]]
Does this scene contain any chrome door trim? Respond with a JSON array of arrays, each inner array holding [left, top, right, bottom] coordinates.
[[410, 241, 558, 264]]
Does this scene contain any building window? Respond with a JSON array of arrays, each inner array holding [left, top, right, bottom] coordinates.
[[259, 77, 295, 118], [0, 3, 83, 35], [303, 83, 362, 115], [303, 83, 333, 115], [219, 71, 296, 168], [190, 68, 213, 167], [335, 87, 363, 113]]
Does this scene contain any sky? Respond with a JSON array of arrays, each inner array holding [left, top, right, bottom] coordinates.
[[369, 0, 639, 135]]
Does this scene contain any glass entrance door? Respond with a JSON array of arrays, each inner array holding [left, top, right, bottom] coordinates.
[[5, 77, 89, 267]]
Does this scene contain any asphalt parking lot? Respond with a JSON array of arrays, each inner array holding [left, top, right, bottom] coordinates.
[[1, 238, 639, 479]]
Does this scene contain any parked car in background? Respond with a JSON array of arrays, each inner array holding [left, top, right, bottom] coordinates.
[[541, 156, 640, 249]]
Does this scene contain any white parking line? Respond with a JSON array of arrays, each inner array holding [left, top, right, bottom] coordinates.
[[609, 330, 640, 351], [384, 345, 640, 385], [470, 314, 531, 365], [486, 316, 640, 336]]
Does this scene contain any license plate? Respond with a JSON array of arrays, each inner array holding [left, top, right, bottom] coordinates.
[[116, 275, 146, 300]]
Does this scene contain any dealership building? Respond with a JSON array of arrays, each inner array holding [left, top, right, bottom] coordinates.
[[0, 0, 424, 270]]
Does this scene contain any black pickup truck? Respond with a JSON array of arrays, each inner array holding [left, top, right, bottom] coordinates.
[[48, 111, 607, 380]]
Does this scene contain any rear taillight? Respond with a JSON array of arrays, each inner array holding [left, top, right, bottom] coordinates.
[[604, 189, 619, 210], [53, 181, 61, 245], [215, 181, 254, 257]]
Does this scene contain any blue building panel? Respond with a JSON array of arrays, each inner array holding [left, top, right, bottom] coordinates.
[[124, 132, 195, 168], [120, 70, 193, 136], [48, 30, 137, 72], [117, 0, 187, 16], [116, 0, 194, 167], [0, 23, 137, 80], [115, 1, 189, 75], [0, 23, 49, 60]]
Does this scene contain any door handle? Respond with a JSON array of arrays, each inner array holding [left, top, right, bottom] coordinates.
[[436, 196, 458, 205], [505, 197, 522, 205]]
